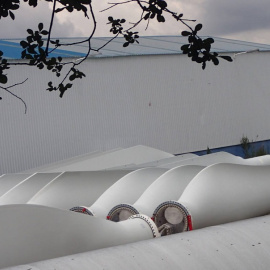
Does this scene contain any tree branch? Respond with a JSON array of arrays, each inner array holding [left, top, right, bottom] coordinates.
[[100, 1, 134, 12], [0, 78, 28, 114], [45, 0, 57, 56]]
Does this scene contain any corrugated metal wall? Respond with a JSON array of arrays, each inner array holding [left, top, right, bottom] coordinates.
[[0, 52, 270, 174]]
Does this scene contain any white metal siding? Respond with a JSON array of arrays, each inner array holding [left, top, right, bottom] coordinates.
[[0, 51, 270, 173]]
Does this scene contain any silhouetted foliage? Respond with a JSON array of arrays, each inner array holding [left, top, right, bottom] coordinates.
[[206, 146, 212, 154], [240, 135, 251, 158], [240, 135, 268, 158], [0, 0, 233, 112]]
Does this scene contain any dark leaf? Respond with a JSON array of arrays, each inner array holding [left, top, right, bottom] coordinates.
[[28, 46, 37, 54], [29, 59, 35, 65], [20, 41, 28, 49], [37, 63, 44, 69], [25, 54, 34, 60], [219, 55, 233, 62], [157, 0, 167, 9], [212, 57, 219, 65], [12, 3, 20, 10], [27, 29, 33, 35], [157, 14, 165, 22], [28, 0, 38, 7], [2, 59, 8, 65], [27, 36, 33, 43], [150, 13, 155, 19], [37, 40, 44, 47], [182, 31, 191, 36], [176, 13, 183, 19], [0, 75, 8, 84], [69, 74, 76, 81], [181, 44, 189, 54], [21, 50, 26, 58], [66, 6, 73, 12], [203, 37, 214, 44], [144, 12, 150, 20], [188, 35, 196, 43], [38, 23, 43, 31], [192, 55, 198, 62], [9, 11, 15, 20], [41, 30, 49, 35], [80, 0, 91, 4], [202, 62, 206, 70], [204, 43, 211, 52], [55, 7, 65, 13], [38, 47, 45, 55], [181, 44, 189, 50], [48, 57, 56, 65], [195, 23, 203, 32]]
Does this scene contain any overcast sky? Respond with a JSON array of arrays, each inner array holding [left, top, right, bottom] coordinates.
[[0, 0, 270, 44]]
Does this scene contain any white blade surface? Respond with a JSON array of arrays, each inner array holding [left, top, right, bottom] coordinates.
[[89, 168, 167, 217], [0, 174, 33, 197], [5, 214, 270, 270], [179, 163, 270, 229], [0, 204, 157, 269], [28, 170, 131, 209], [0, 173, 60, 205], [134, 165, 204, 216]]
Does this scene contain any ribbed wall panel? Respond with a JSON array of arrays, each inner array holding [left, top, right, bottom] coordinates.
[[0, 52, 270, 174]]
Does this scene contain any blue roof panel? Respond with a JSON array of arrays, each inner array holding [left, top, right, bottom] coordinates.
[[0, 39, 85, 59], [1, 36, 270, 60]]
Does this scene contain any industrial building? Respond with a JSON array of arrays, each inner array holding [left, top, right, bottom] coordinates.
[[1, 35, 270, 269], [0, 36, 270, 174]]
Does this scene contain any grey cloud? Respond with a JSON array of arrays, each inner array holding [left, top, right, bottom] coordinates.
[[0, 0, 269, 45], [0, 1, 82, 39], [196, 0, 270, 36]]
